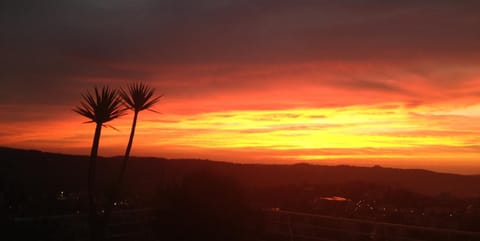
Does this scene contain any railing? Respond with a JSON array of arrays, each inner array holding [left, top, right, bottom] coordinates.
[[262, 210, 480, 241], [10, 209, 480, 241]]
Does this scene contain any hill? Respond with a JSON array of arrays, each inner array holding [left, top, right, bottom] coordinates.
[[1, 147, 480, 197]]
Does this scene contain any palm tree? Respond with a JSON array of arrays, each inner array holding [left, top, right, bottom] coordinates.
[[74, 86, 125, 241], [103, 82, 162, 233], [119, 82, 162, 168]]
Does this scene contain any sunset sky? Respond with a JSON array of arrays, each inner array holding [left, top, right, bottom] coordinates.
[[1, 1, 480, 174]]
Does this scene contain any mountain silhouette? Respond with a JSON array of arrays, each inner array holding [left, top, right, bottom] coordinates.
[[1, 147, 479, 198]]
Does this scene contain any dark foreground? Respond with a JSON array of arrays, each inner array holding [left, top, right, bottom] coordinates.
[[7, 209, 480, 241], [3, 148, 480, 240]]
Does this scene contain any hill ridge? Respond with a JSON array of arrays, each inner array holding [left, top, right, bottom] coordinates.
[[1, 146, 479, 197]]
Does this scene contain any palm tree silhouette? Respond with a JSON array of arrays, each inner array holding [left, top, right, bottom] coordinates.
[[119, 82, 162, 167], [74, 86, 125, 241], [103, 82, 162, 234]]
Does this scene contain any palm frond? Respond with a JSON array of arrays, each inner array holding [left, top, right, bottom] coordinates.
[[103, 124, 120, 131], [74, 86, 127, 124], [119, 82, 162, 112]]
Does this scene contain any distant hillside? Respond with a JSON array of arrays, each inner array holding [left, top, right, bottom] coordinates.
[[1, 147, 480, 197]]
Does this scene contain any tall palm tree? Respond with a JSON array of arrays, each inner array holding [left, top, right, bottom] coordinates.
[[103, 82, 162, 233], [74, 86, 125, 241], [119, 82, 162, 167]]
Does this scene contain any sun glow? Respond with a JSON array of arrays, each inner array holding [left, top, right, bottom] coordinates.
[[146, 104, 472, 149], [2, 100, 480, 174]]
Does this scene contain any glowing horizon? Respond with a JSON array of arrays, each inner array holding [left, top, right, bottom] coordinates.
[[2, 96, 480, 174]]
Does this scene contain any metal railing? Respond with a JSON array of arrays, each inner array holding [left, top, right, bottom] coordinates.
[[263, 210, 480, 241]]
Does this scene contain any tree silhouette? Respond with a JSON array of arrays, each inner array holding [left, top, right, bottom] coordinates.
[[73, 86, 125, 241], [119, 82, 162, 165], [102, 82, 162, 236]]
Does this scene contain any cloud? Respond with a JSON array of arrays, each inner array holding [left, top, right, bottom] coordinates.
[[333, 79, 410, 94], [2, 1, 480, 174], [2, 1, 480, 67]]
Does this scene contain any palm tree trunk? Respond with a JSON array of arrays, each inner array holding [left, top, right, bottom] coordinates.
[[122, 110, 139, 167], [101, 111, 138, 239], [88, 123, 102, 241]]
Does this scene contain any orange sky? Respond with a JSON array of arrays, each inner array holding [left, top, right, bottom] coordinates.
[[1, 1, 480, 174], [2, 61, 480, 174]]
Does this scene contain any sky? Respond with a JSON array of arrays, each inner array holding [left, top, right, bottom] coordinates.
[[1, 0, 480, 174]]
